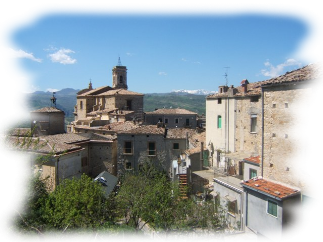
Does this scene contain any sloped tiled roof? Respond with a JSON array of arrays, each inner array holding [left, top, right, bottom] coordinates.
[[30, 107, 64, 113], [243, 155, 260, 166], [98, 89, 143, 96], [100, 121, 140, 132], [77, 86, 113, 96], [118, 125, 165, 135], [242, 177, 300, 200], [261, 64, 320, 87], [145, 108, 197, 115]]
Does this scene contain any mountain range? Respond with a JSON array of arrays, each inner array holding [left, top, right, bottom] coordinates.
[[19, 88, 208, 128]]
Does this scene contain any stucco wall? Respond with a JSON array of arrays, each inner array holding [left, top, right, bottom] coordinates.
[[206, 97, 236, 166], [245, 189, 283, 237]]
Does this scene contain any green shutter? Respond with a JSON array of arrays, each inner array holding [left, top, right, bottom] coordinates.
[[218, 115, 222, 129], [268, 200, 278, 217]]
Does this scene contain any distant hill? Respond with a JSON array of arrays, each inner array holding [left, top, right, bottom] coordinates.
[[19, 88, 206, 128], [144, 93, 206, 115]]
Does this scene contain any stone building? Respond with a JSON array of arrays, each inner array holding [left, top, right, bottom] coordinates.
[[260, 64, 318, 192], [144, 108, 198, 128], [30, 107, 65, 136], [206, 80, 262, 175], [70, 60, 144, 132]]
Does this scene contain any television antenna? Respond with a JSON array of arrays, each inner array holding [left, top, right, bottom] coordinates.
[[224, 67, 230, 86]]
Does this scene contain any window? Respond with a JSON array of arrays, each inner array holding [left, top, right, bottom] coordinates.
[[217, 115, 222, 129], [120, 75, 123, 83], [218, 98, 222, 104], [305, 125, 323, 170], [124, 141, 132, 154], [148, 142, 156, 156], [165, 118, 168, 124], [272, 103, 276, 108], [312, 82, 321, 93], [285, 103, 289, 108], [80, 101, 83, 109], [125, 161, 132, 170], [186, 118, 190, 126], [175, 118, 179, 124], [250, 96, 259, 102], [228, 200, 237, 214], [173, 143, 179, 150], [249, 168, 257, 179], [250, 115, 257, 133], [267, 200, 278, 217]]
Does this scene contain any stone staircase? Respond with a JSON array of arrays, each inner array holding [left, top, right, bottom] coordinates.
[[178, 174, 188, 199]]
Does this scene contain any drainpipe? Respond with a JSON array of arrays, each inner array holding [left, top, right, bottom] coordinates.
[[261, 87, 264, 177]]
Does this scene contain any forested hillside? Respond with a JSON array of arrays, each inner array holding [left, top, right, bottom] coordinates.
[[17, 89, 207, 128]]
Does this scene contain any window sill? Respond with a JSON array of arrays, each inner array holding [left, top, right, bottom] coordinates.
[[123, 153, 133, 156], [301, 167, 323, 176]]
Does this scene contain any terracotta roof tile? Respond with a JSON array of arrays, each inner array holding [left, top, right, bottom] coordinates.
[[145, 108, 197, 115], [98, 89, 144, 96], [30, 107, 64, 113], [118, 125, 165, 135], [244, 155, 260, 165], [242, 177, 300, 200], [261, 64, 320, 87]]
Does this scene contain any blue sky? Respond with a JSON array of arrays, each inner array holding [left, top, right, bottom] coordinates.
[[11, 14, 309, 94]]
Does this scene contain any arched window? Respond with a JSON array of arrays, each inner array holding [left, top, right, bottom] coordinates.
[[120, 75, 123, 83]]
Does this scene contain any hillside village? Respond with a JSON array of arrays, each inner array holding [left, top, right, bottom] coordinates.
[[7, 59, 320, 239]]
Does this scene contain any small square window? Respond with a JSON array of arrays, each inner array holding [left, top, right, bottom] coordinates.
[[125, 161, 132, 170], [267, 200, 278, 217], [250, 96, 259, 102], [249, 169, 257, 179], [285, 103, 289, 108], [228, 200, 237, 214], [173, 143, 179, 150], [272, 133, 276, 137], [218, 98, 222, 104]]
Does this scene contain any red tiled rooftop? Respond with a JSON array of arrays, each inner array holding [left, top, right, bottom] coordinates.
[[145, 108, 197, 115], [244, 155, 260, 165], [242, 177, 300, 200]]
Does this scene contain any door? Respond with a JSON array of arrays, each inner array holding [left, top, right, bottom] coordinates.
[[302, 196, 323, 242]]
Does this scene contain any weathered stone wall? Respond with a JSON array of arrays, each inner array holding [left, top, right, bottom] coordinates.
[[262, 84, 311, 190], [145, 114, 197, 128], [235, 96, 262, 157], [88, 141, 117, 177]]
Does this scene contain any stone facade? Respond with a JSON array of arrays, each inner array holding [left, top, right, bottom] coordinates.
[[145, 108, 198, 128], [30, 107, 65, 136]]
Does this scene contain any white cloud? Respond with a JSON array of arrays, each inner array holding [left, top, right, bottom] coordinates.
[[48, 48, 77, 64], [10, 48, 42, 62], [13, 76, 27, 82], [126, 52, 135, 56], [158, 72, 167, 76], [181, 58, 188, 61], [261, 59, 302, 78], [46, 88, 59, 93]]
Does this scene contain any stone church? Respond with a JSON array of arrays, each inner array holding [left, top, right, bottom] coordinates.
[[70, 59, 144, 131]]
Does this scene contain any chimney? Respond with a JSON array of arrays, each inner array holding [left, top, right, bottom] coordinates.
[[241, 79, 249, 93]]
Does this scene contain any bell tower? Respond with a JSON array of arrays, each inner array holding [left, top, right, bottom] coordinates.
[[112, 57, 128, 89]]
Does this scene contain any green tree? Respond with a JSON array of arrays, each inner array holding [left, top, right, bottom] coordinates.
[[44, 174, 115, 230]]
